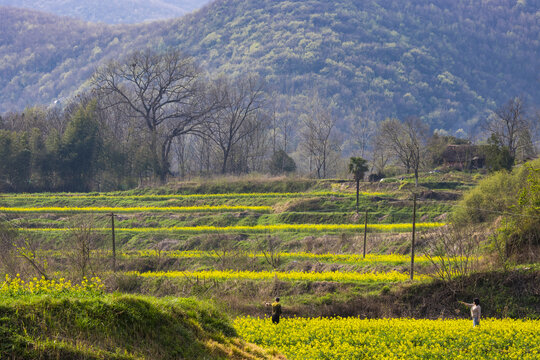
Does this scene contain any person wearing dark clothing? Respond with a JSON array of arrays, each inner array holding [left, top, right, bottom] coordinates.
[[269, 297, 282, 324]]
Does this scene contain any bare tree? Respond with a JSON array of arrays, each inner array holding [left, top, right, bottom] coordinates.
[[0, 221, 49, 279], [238, 114, 271, 173], [350, 103, 376, 158], [422, 224, 481, 293], [370, 131, 392, 176], [299, 96, 340, 179], [258, 236, 282, 269], [484, 97, 534, 162], [67, 216, 102, 279], [203, 76, 266, 174], [377, 117, 429, 186], [274, 95, 296, 153], [92, 48, 213, 182]]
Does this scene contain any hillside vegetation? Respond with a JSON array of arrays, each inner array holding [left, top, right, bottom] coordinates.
[[1, 0, 539, 132]]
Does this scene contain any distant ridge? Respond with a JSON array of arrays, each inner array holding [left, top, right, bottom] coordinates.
[[0, 0, 212, 23]]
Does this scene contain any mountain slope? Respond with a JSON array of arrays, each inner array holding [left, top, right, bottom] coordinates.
[[165, 0, 539, 130], [0, 7, 134, 110], [0, 0, 539, 132], [0, 0, 211, 23]]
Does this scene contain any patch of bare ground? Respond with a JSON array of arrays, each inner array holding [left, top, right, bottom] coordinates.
[[274, 197, 336, 213]]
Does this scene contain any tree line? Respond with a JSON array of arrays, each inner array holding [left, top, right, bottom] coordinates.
[[0, 48, 538, 192]]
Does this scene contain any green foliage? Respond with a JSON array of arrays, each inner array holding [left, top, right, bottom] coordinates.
[[0, 130, 31, 191], [453, 159, 539, 225], [453, 159, 540, 263], [57, 101, 102, 191], [348, 156, 369, 212], [482, 134, 514, 172], [348, 157, 368, 182], [269, 150, 296, 174], [504, 164, 540, 260], [1, 0, 539, 133], [0, 294, 239, 360]]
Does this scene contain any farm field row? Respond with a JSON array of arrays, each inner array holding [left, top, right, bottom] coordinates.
[[21, 222, 445, 233], [0, 205, 273, 213], [119, 250, 436, 264], [38, 249, 451, 270], [127, 269, 427, 283], [234, 317, 540, 360], [1, 189, 452, 227], [0, 191, 386, 200]]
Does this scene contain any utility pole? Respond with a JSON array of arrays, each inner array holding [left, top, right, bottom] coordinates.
[[110, 212, 116, 272], [363, 209, 368, 258], [410, 193, 417, 280]]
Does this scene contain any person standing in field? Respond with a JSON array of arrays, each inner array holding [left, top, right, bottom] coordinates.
[[265, 297, 282, 324], [460, 298, 481, 327]]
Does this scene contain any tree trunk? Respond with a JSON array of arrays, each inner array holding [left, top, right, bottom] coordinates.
[[356, 179, 360, 213], [222, 148, 230, 174]]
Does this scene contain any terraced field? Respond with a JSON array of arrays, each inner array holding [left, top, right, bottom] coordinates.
[[2, 175, 539, 359], [0, 182, 454, 304]]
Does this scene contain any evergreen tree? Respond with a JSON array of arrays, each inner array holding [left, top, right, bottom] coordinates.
[[348, 157, 369, 213], [57, 101, 101, 191]]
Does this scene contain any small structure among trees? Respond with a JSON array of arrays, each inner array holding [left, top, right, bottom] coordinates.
[[441, 144, 485, 170]]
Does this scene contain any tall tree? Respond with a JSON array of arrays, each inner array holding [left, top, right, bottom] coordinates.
[[57, 101, 101, 191], [0, 130, 31, 191], [299, 96, 340, 179], [203, 76, 266, 174], [348, 157, 369, 213], [484, 97, 533, 163], [92, 48, 210, 182], [377, 117, 428, 186]]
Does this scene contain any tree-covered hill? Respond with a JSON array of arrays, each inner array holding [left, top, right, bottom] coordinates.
[[1, 0, 539, 132], [0, 0, 211, 23]]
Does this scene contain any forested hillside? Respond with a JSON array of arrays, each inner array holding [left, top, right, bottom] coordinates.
[[1, 0, 539, 132], [0, 0, 210, 23]]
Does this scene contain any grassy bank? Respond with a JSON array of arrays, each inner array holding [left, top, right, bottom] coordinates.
[[0, 292, 283, 359]]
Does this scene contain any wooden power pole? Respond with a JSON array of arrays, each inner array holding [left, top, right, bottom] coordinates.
[[110, 212, 116, 272], [410, 193, 417, 280], [363, 209, 368, 258]]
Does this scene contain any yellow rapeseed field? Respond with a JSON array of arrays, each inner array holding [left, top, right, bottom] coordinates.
[[0, 205, 272, 213], [0, 274, 103, 297], [122, 250, 435, 264], [127, 269, 427, 283], [23, 222, 445, 234], [234, 316, 540, 360], [0, 191, 386, 199]]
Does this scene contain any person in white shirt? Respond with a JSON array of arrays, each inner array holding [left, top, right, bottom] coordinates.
[[460, 298, 481, 327]]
